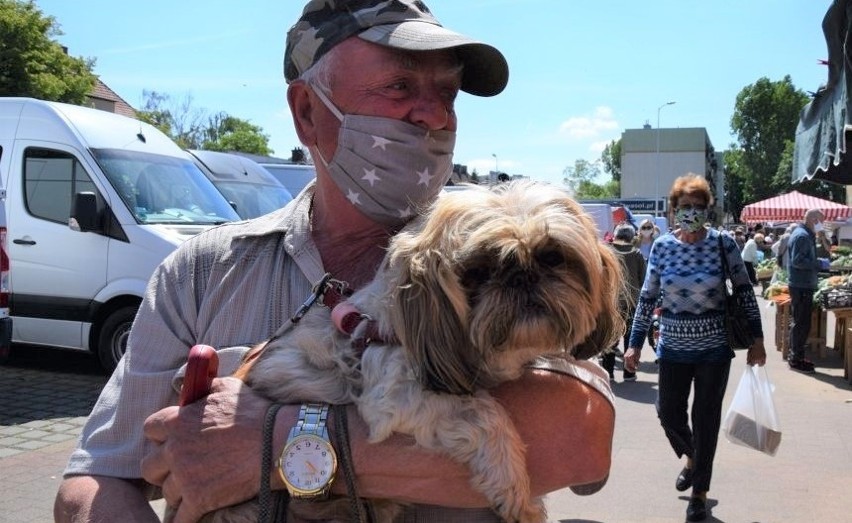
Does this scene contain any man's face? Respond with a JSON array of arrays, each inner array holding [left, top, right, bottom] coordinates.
[[309, 38, 462, 162]]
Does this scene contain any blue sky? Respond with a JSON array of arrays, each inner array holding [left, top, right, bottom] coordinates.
[[36, 1, 831, 186]]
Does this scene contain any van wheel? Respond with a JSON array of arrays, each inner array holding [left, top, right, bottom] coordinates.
[[98, 306, 137, 372]]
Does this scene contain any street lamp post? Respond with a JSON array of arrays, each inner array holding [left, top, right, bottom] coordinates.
[[655, 101, 676, 217], [492, 153, 498, 184]]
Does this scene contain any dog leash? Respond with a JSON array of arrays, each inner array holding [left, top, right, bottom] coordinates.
[[269, 272, 391, 351], [256, 273, 374, 523]]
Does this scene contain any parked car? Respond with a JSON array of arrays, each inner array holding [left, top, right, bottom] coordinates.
[[0, 98, 240, 371], [187, 150, 293, 219], [258, 163, 316, 197]]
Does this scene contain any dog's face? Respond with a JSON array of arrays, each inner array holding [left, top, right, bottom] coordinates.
[[386, 181, 624, 395]]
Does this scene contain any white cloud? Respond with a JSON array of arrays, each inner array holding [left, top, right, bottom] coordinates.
[[558, 106, 619, 140]]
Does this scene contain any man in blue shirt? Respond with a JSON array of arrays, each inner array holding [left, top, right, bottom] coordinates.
[[786, 208, 825, 372]]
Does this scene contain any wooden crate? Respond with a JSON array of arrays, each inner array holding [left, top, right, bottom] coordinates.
[[775, 302, 790, 356], [774, 303, 826, 360]]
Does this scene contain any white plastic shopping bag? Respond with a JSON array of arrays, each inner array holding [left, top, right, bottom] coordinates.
[[722, 365, 782, 456]]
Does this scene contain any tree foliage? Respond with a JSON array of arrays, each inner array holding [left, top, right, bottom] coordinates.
[[137, 90, 272, 154], [0, 0, 96, 103], [562, 159, 618, 199], [202, 113, 273, 155], [728, 76, 810, 214], [137, 90, 207, 149], [600, 139, 622, 182]]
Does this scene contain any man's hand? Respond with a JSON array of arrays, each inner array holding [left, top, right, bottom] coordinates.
[[141, 377, 272, 523], [747, 339, 767, 366], [623, 348, 640, 373]]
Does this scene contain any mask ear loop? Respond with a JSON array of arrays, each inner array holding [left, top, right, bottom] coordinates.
[[307, 83, 344, 168], [309, 83, 345, 121]]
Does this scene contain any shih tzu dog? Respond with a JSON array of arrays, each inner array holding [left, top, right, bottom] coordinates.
[[205, 181, 623, 523]]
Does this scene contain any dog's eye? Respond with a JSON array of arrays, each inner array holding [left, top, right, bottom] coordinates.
[[460, 265, 492, 288], [536, 249, 565, 269]]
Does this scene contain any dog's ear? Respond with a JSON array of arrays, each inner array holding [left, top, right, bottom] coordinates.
[[571, 241, 625, 360], [390, 247, 479, 395]]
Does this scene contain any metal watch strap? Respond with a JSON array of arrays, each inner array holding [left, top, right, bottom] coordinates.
[[280, 402, 336, 500], [289, 402, 330, 440]]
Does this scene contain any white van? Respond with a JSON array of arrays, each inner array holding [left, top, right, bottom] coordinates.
[[187, 149, 293, 219], [0, 98, 240, 370], [579, 203, 614, 240]]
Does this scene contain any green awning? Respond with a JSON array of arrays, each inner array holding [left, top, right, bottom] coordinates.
[[793, 0, 852, 184]]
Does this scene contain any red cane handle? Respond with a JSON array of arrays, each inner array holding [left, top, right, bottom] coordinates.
[[180, 344, 219, 406]]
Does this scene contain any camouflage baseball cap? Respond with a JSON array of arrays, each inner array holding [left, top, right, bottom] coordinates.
[[284, 0, 509, 97]]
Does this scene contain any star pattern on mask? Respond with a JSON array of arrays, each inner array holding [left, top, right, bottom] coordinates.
[[372, 136, 392, 150], [346, 188, 362, 206], [362, 168, 380, 186], [417, 168, 433, 186], [398, 206, 414, 219]]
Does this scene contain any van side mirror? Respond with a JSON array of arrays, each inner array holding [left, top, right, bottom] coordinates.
[[70, 191, 102, 233]]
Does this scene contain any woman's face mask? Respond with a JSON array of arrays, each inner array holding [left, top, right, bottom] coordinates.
[[675, 206, 708, 233], [310, 85, 455, 228]]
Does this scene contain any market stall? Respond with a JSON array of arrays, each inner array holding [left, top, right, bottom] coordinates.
[[740, 190, 852, 225], [765, 263, 852, 382]]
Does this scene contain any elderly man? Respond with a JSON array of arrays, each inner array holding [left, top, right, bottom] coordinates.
[[786, 208, 825, 373], [54, 2, 615, 522]]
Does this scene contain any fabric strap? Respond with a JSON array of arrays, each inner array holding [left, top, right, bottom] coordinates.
[[259, 403, 288, 523], [330, 404, 373, 523]]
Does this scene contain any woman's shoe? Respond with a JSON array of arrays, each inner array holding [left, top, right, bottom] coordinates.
[[686, 496, 707, 521], [675, 466, 693, 491]]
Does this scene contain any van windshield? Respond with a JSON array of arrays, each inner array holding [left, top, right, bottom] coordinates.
[[92, 148, 240, 225]]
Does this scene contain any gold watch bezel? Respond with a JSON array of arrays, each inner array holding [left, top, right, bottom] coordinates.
[[278, 433, 338, 499]]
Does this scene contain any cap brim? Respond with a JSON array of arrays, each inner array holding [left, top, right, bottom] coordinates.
[[358, 21, 508, 97]]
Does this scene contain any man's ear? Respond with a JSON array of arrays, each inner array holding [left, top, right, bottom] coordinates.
[[287, 81, 316, 147]]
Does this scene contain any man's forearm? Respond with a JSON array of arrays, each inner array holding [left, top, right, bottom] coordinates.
[[336, 369, 614, 507], [55, 475, 160, 523]]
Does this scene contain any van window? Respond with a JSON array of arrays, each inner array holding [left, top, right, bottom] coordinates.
[[24, 148, 100, 224], [92, 148, 240, 225]]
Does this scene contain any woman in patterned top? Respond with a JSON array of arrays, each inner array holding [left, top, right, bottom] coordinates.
[[623, 174, 766, 522]]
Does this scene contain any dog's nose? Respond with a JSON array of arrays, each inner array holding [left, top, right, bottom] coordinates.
[[506, 269, 539, 288]]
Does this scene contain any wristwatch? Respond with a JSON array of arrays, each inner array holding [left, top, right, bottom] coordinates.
[[278, 402, 337, 500]]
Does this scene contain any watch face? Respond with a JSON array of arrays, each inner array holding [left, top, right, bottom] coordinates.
[[280, 434, 337, 495]]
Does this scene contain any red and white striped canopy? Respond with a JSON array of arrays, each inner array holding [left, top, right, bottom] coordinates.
[[740, 191, 852, 224]]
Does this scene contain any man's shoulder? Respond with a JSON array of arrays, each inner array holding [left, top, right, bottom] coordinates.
[[153, 208, 300, 281]]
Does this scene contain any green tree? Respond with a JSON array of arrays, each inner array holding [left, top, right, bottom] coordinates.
[[202, 113, 273, 155], [722, 147, 747, 221], [562, 159, 618, 199], [562, 159, 600, 191], [600, 139, 622, 183], [136, 90, 272, 154], [0, 0, 96, 103], [729, 76, 810, 206], [136, 90, 207, 149]]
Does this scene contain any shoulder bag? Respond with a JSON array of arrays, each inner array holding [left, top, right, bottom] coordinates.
[[719, 235, 755, 350]]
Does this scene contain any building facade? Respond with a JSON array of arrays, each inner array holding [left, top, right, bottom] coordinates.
[[620, 126, 723, 222]]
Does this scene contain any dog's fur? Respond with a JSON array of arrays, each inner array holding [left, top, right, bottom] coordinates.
[[203, 181, 623, 522]]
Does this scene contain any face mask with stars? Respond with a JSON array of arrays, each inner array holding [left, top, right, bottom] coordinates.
[[310, 84, 456, 228]]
